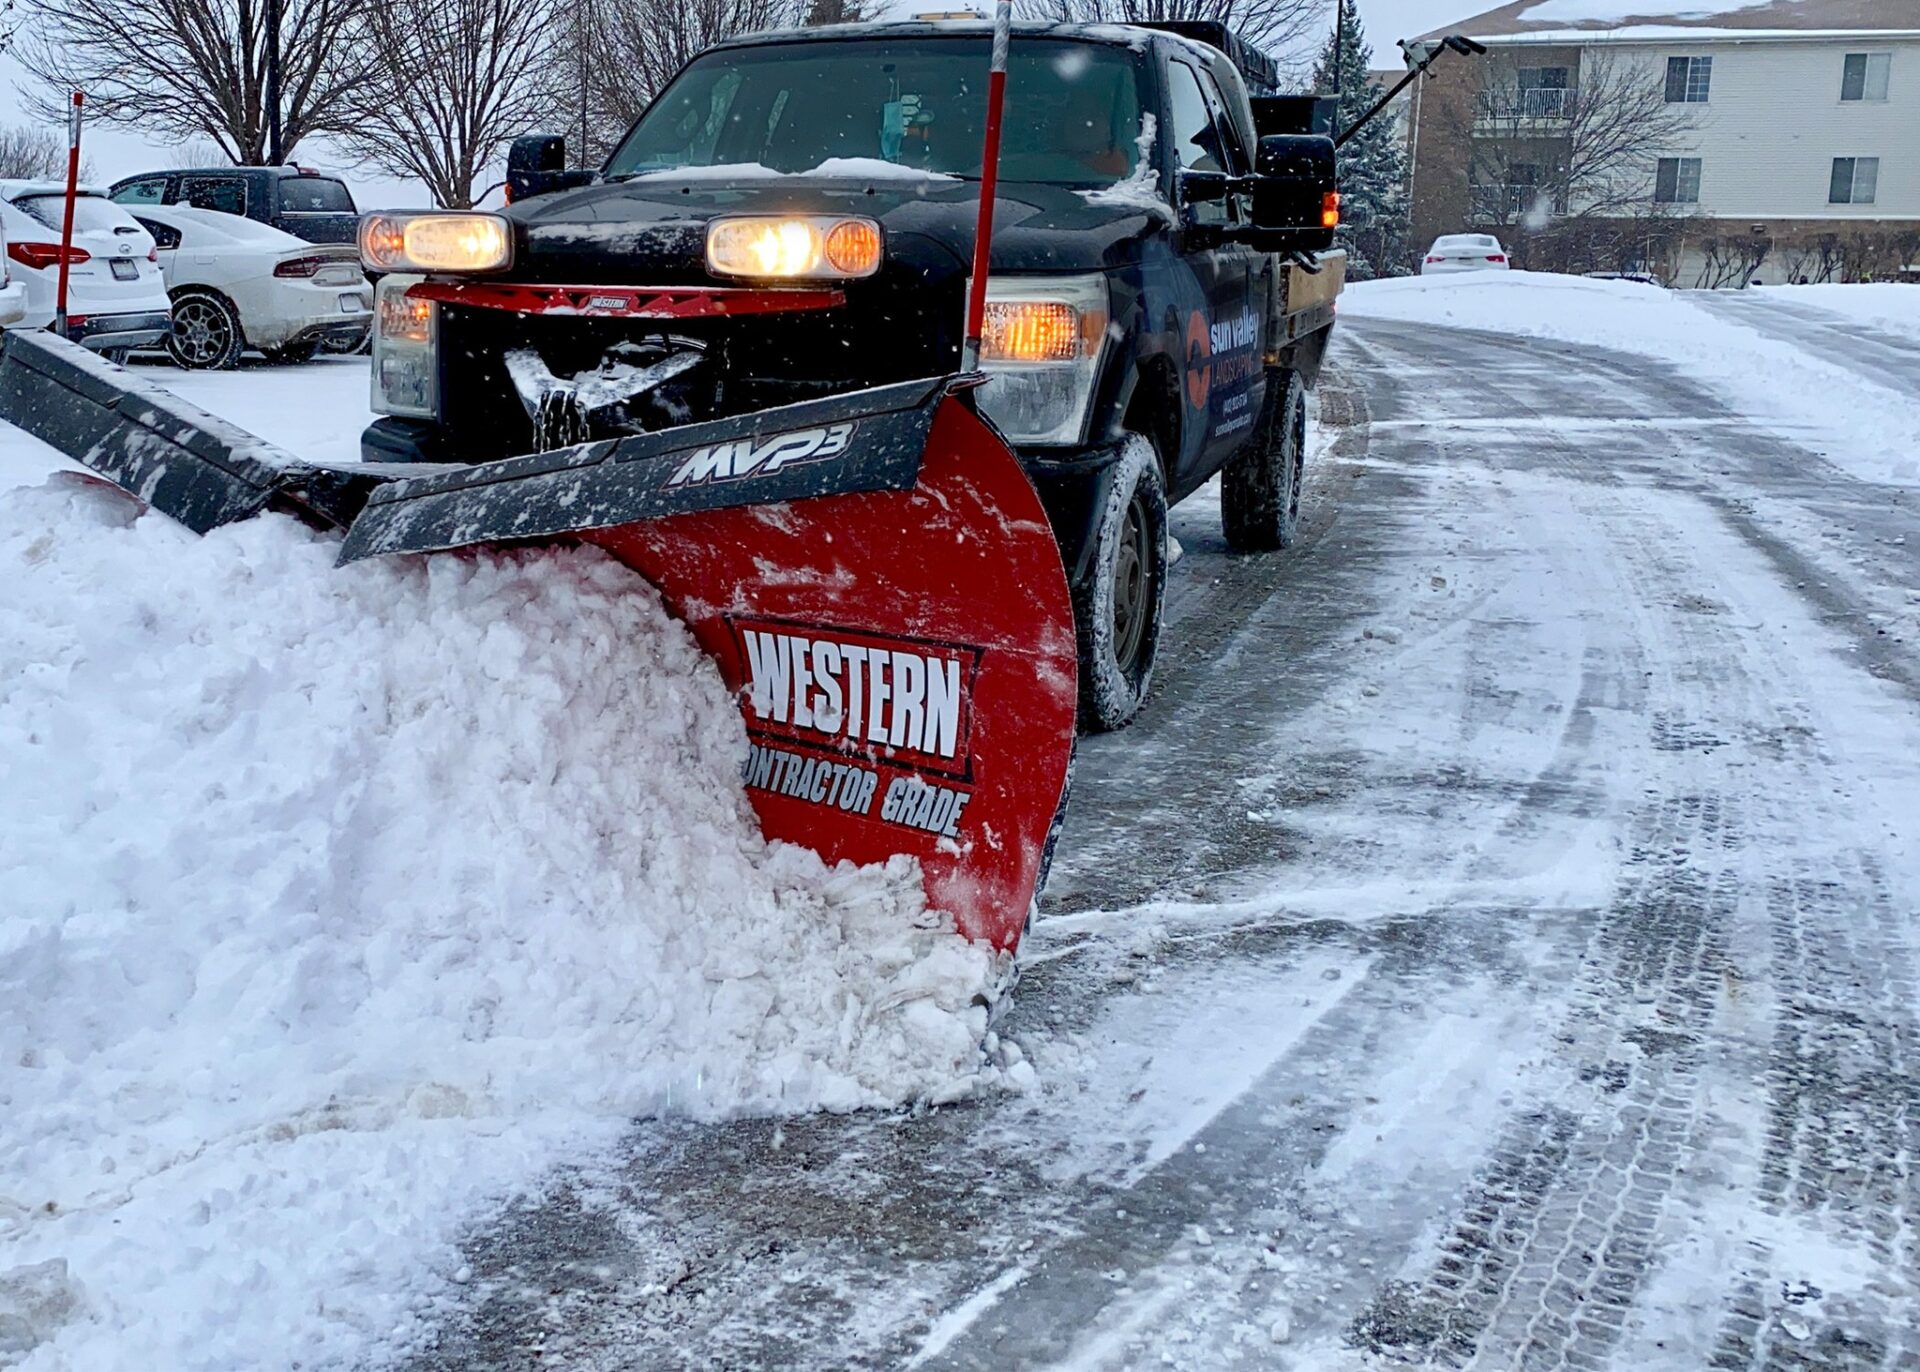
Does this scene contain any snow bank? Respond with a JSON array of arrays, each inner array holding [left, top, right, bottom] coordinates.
[[1343, 273, 1920, 487], [0, 477, 1003, 1370], [1764, 283, 1920, 335]]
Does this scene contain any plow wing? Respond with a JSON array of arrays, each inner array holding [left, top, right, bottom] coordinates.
[[343, 381, 1077, 951], [5, 342, 1077, 952]]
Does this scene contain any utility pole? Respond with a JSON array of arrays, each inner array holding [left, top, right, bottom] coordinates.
[[1331, 0, 1346, 136], [266, 0, 284, 162]]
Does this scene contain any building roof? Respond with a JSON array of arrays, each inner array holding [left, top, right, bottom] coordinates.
[[1416, 0, 1920, 43]]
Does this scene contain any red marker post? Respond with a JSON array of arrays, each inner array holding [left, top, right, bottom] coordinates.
[[55, 92, 84, 339], [960, 0, 1012, 373]]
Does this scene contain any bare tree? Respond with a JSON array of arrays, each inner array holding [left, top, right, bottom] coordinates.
[[1692, 230, 1771, 288], [582, 0, 803, 147], [1019, 0, 1322, 57], [0, 124, 79, 181], [336, 0, 564, 207], [13, 0, 370, 162], [1464, 47, 1694, 272]]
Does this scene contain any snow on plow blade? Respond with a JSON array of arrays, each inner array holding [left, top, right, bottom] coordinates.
[[341, 380, 1077, 951]]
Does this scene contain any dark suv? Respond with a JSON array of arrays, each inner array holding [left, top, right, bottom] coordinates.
[[108, 167, 361, 245]]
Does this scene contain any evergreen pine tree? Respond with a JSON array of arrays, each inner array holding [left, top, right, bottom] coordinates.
[[1311, 0, 1410, 278], [804, 0, 864, 24]]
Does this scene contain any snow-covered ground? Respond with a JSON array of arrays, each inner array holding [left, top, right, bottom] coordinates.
[[5, 275, 1920, 1368], [1344, 273, 1920, 487], [0, 364, 1007, 1370]]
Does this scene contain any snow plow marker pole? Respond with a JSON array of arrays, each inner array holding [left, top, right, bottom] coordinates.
[[960, 0, 1012, 373], [55, 92, 83, 339]]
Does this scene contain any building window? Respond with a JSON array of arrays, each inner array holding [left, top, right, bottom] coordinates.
[[1665, 56, 1713, 103], [1841, 52, 1892, 102], [1829, 157, 1880, 204], [1654, 157, 1702, 204], [1516, 66, 1570, 117]]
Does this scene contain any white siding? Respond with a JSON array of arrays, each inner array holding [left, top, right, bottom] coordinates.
[[1611, 37, 1920, 219]]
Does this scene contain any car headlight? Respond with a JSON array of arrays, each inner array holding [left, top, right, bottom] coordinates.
[[370, 274, 437, 419], [706, 216, 883, 280], [972, 274, 1110, 446], [360, 213, 512, 274]]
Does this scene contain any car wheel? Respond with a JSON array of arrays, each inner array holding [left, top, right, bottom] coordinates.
[[262, 339, 321, 365], [1220, 367, 1305, 552], [1073, 434, 1168, 733], [166, 292, 245, 370]]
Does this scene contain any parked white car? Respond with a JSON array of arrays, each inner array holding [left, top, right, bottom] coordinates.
[[0, 216, 27, 326], [0, 181, 172, 353], [1421, 234, 1511, 275], [125, 204, 372, 369]]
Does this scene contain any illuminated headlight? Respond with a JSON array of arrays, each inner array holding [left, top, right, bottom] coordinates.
[[359, 212, 512, 274], [370, 274, 437, 419], [706, 216, 883, 280], [973, 274, 1110, 446]]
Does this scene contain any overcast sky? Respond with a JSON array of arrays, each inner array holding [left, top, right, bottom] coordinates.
[[1357, 0, 1497, 49], [0, 0, 1499, 199]]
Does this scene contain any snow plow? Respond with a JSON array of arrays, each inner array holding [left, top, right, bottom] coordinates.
[[0, 7, 1364, 953], [0, 321, 1076, 953]]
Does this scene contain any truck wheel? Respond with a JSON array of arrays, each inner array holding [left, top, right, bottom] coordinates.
[[1221, 368, 1306, 552], [166, 291, 245, 371], [1075, 434, 1168, 733]]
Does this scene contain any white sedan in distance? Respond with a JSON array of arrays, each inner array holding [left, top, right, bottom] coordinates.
[[128, 204, 372, 369], [1421, 234, 1511, 275], [0, 181, 172, 355]]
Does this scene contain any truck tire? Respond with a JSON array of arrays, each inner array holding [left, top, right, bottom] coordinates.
[[166, 291, 245, 371], [1075, 434, 1168, 733], [1221, 367, 1305, 552]]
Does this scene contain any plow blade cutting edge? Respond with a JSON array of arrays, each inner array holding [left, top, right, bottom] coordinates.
[[341, 378, 1078, 951], [4, 339, 1079, 952]]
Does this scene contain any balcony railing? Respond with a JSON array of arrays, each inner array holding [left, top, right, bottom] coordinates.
[[1475, 87, 1572, 124]]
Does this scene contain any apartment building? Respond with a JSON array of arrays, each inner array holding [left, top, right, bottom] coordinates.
[[1400, 0, 1920, 284]]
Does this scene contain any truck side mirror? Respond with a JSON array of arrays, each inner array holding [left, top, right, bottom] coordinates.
[[1244, 133, 1338, 254], [507, 134, 595, 202]]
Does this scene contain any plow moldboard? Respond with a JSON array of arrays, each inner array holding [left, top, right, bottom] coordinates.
[[584, 397, 1077, 951]]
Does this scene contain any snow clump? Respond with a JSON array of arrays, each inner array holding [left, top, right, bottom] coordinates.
[[0, 474, 1002, 1370]]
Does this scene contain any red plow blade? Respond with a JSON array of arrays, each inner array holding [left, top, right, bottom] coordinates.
[[341, 381, 1076, 951]]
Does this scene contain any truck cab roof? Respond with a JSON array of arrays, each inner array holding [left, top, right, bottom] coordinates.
[[707, 19, 1279, 95]]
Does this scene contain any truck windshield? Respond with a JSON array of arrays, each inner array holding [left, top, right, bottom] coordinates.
[[606, 39, 1145, 188]]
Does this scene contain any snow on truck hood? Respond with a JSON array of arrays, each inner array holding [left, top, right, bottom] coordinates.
[[0, 476, 1011, 1369]]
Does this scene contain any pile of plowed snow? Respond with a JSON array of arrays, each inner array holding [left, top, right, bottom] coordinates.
[[0, 475, 1001, 1370]]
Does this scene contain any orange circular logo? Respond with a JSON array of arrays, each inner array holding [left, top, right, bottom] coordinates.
[[1184, 310, 1211, 410]]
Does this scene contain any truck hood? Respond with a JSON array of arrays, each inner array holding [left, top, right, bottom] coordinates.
[[505, 170, 1171, 285]]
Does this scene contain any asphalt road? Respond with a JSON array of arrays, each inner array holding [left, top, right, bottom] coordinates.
[[405, 315, 1920, 1371]]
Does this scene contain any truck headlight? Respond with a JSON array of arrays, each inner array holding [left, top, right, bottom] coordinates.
[[706, 216, 883, 280], [370, 274, 437, 419], [972, 274, 1110, 446], [360, 213, 512, 274]]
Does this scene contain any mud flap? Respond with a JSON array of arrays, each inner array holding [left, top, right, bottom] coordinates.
[[341, 380, 1077, 950]]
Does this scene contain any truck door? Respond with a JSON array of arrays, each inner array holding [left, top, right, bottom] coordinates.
[[1163, 58, 1265, 496]]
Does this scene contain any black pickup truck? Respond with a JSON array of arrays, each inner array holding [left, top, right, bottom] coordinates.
[[361, 18, 1343, 730]]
